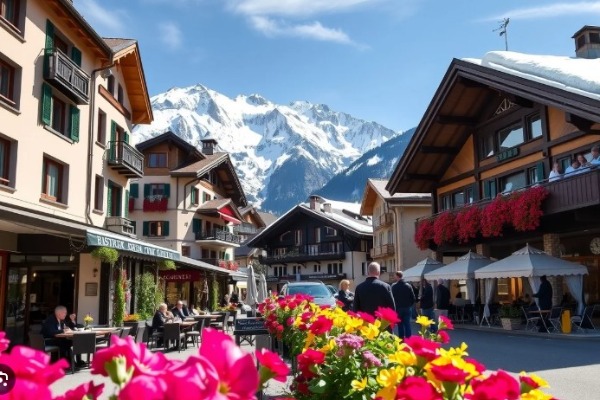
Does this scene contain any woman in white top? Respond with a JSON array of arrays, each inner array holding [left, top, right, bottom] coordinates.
[[564, 159, 580, 176], [548, 162, 562, 182]]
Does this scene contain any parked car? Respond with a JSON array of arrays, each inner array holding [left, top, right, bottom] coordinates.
[[280, 281, 337, 307], [326, 284, 338, 297]]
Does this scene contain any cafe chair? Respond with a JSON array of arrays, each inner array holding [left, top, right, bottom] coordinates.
[[547, 306, 563, 332], [210, 312, 230, 332], [119, 327, 132, 338], [571, 305, 597, 332], [185, 321, 201, 348], [521, 306, 541, 332], [146, 320, 162, 349], [134, 326, 146, 344], [163, 323, 185, 352], [227, 312, 238, 333], [71, 332, 97, 374], [29, 332, 60, 360]]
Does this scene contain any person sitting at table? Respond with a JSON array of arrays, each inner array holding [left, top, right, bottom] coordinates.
[[172, 300, 190, 321], [152, 303, 173, 346], [41, 305, 85, 368], [188, 304, 199, 316]]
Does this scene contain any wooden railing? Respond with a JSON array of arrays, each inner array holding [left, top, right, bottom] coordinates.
[[107, 141, 144, 178], [45, 50, 90, 104]]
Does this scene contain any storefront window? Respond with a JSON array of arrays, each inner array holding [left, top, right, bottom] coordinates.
[[5, 267, 27, 345], [165, 281, 190, 308]]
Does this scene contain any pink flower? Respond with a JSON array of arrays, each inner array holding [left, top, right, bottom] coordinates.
[[256, 348, 290, 383], [309, 315, 333, 335], [162, 356, 220, 399], [375, 307, 400, 329], [0, 331, 9, 353], [396, 376, 442, 400], [437, 330, 450, 344], [119, 375, 168, 400], [54, 381, 104, 400], [468, 370, 520, 400], [199, 328, 258, 399], [403, 336, 441, 362], [430, 363, 469, 383], [355, 311, 376, 324], [438, 315, 454, 330]]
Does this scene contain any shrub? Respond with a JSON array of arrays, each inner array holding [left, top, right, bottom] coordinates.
[[90, 246, 119, 265], [480, 195, 512, 237], [158, 259, 176, 270], [511, 186, 548, 232], [135, 272, 157, 320]]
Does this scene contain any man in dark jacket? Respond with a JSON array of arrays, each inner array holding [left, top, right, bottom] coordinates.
[[172, 300, 189, 320], [354, 262, 395, 318], [41, 305, 84, 367], [436, 280, 451, 311], [419, 278, 436, 332], [391, 271, 415, 338], [533, 275, 553, 310]]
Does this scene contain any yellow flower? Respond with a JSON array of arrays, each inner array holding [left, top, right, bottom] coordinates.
[[375, 385, 397, 400], [359, 323, 380, 340], [304, 332, 315, 350], [520, 372, 549, 388], [320, 338, 336, 354], [351, 377, 368, 392], [388, 350, 417, 366], [416, 315, 434, 327], [376, 366, 404, 388], [521, 389, 554, 400], [345, 316, 364, 333]]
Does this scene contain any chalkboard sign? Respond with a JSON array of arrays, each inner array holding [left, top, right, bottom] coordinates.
[[234, 317, 268, 335]]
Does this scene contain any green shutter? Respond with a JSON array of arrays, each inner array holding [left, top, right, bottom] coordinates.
[[41, 83, 52, 126], [164, 184, 170, 198], [162, 221, 169, 237], [116, 187, 122, 217], [124, 190, 130, 218], [472, 184, 479, 202], [143, 221, 149, 236], [130, 183, 139, 198], [71, 47, 82, 67], [69, 106, 80, 142], [144, 184, 150, 198], [44, 20, 54, 75], [107, 185, 112, 216], [192, 218, 201, 233], [124, 131, 130, 144], [110, 121, 117, 160], [535, 162, 545, 183], [190, 188, 196, 205]]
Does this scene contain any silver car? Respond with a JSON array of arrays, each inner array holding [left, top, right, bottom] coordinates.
[[280, 281, 337, 307]]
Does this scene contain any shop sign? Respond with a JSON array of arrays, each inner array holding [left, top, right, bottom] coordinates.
[[86, 231, 180, 261], [160, 270, 202, 281]]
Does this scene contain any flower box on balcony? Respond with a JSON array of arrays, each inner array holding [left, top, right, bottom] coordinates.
[[143, 197, 168, 212]]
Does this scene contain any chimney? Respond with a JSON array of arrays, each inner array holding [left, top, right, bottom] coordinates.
[[201, 138, 218, 155], [309, 196, 319, 210], [323, 202, 332, 213], [572, 25, 600, 59]]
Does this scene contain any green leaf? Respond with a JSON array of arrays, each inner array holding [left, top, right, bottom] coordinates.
[[309, 379, 328, 394]]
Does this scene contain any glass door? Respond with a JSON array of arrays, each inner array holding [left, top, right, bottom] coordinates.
[[5, 267, 28, 346]]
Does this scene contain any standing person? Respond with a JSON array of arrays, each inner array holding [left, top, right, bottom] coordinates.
[[391, 271, 416, 339], [533, 275, 553, 310], [353, 262, 395, 317], [436, 280, 451, 312], [419, 277, 436, 332], [337, 279, 354, 311], [41, 305, 84, 368]]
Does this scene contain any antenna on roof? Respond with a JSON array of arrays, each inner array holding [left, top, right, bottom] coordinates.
[[493, 17, 510, 51]]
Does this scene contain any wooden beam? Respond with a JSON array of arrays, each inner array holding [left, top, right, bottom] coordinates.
[[436, 115, 478, 126], [405, 173, 439, 181], [507, 94, 534, 108], [457, 76, 488, 88], [566, 113, 594, 131], [420, 146, 459, 155]]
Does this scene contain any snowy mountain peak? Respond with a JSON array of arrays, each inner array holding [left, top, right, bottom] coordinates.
[[134, 83, 402, 214]]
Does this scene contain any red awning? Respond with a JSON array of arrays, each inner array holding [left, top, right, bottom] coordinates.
[[219, 212, 241, 225]]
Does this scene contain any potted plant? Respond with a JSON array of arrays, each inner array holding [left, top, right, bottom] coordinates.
[[83, 314, 94, 330], [499, 304, 522, 330]]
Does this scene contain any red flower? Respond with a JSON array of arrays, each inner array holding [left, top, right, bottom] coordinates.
[[430, 363, 469, 383], [436, 330, 450, 344], [480, 195, 512, 237], [375, 307, 400, 328], [438, 315, 454, 330], [468, 370, 520, 400], [415, 219, 434, 250], [433, 211, 456, 245], [297, 349, 326, 376], [309, 315, 334, 335], [396, 376, 442, 400], [355, 311, 376, 324], [403, 336, 441, 362], [511, 186, 548, 232], [465, 358, 486, 374], [455, 206, 481, 244], [55, 381, 104, 400], [257, 348, 290, 383], [0, 331, 9, 353]]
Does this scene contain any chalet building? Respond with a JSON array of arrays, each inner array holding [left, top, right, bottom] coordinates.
[[1, 0, 181, 345], [386, 26, 600, 305], [359, 179, 431, 282], [234, 206, 276, 268], [131, 132, 248, 308], [246, 195, 373, 292]]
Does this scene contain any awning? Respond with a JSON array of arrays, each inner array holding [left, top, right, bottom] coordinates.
[[219, 212, 241, 225], [86, 228, 180, 261]]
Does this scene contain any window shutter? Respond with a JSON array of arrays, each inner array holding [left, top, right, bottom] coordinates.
[[44, 20, 54, 75], [164, 184, 171, 198], [107, 185, 112, 216], [110, 121, 117, 160], [471, 184, 479, 202], [143, 221, 149, 236], [124, 190, 130, 218], [41, 83, 52, 126], [130, 183, 139, 198], [144, 184, 150, 198], [124, 131, 130, 144], [116, 187, 122, 217], [162, 221, 169, 237], [71, 47, 82, 67], [190, 188, 196, 205], [192, 218, 201, 233], [69, 106, 80, 142], [535, 162, 545, 183]]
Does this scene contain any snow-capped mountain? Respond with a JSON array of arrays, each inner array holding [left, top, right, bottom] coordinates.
[[134, 84, 401, 214]]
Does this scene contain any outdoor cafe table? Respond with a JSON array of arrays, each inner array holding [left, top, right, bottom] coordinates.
[[529, 309, 551, 332], [55, 327, 120, 339], [186, 314, 221, 322]]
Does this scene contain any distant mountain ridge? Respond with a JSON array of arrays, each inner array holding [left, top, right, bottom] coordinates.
[[133, 84, 409, 214]]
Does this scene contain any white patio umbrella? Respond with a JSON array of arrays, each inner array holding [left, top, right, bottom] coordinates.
[[402, 257, 445, 283], [245, 265, 259, 313], [257, 272, 268, 303], [474, 244, 588, 314]]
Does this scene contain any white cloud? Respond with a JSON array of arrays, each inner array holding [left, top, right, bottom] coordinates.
[[227, 0, 380, 18], [485, 1, 600, 21], [159, 22, 183, 49], [76, 0, 128, 36], [250, 16, 358, 46]]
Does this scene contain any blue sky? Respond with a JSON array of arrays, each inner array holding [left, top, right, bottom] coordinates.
[[77, 0, 599, 132]]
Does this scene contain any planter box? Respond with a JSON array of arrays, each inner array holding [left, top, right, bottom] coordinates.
[[501, 318, 522, 330]]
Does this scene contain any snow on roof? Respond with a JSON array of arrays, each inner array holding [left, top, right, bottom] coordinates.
[[300, 203, 372, 235], [463, 51, 600, 101], [310, 195, 362, 214], [369, 179, 432, 200]]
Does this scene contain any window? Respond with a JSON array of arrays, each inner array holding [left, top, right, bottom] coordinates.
[[0, 137, 12, 186], [361, 262, 367, 276], [481, 133, 495, 158], [591, 32, 600, 44], [274, 266, 287, 277], [1, 0, 20, 29], [51, 94, 66, 133], [324, 226, 337, 236], [191, 187, 199, 206], [107, 181, 122, 217], [327, 263, 342, 275], [0, 58, 15, 104], [452, 190, 465, 208], [144, 221, 169, 237], [499, 171, 526, 194], [294, 230, 302, 245], [94, 175, 103, 211], [440, 194, 451, 211], [497, 124, 524, 152], [107, 75, 115, 95], [292, 265, 301, 275], [181, 246, 190, 257], [497, 278, 510, 296], [528, 115, 542, 139], [97, 109, 106, 143], [41, 84, 79, 142], [42, 157, 65, 202], [313, 264, 321, 273], [360, 240, 367, 252], [440, 187, 474, 211], [147, 153, 167, 168], [314, 227, 321, 243], [577, 35, 586, 49], [117, 84, 124, 105], [145, 183, 169, 197]]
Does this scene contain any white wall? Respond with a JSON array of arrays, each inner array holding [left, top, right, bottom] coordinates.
[[76, 253, 102, 323]]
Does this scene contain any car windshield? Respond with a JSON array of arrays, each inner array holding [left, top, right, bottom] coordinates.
[[288, 285, 331, 298]]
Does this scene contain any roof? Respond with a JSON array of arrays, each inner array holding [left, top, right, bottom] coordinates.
[[572, 25, 600, 38], [238, 205, 267, 229], [258, 211, 278, 226], [103, 38, 136, 53], [197, 199, 244, 222], [386, 52, 600, 194], [136, 131, 203, 160], [360, 179, 431, 215]]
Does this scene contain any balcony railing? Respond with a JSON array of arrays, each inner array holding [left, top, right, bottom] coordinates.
[[197, 258, 239, 271], [260, 242, 345, 264], [107, 141, 144, 178], [543, 168, 600, 214], [370, 244, 395, 259], [374, 212, 394, 229], [45, 50, 90, 104], [195, 229, 241, 245], [104, 216, 135, 237], [233, 222, 259, 235]]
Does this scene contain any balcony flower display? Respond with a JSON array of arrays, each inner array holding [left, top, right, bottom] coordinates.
[[455, 206, 481, 244], [433, 211, 456, 246], [480, 194, 514, 238], [415, 219, 435, 250], [511, 186, 549, 232], [259, 294, 554, 400], [143, 196, 168, 212]]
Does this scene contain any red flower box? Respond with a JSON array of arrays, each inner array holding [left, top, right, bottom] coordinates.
[[414, 219, 434, 250], [511, 186, 548, 232], [433, 211, 456, 246], [143, 197, 168, 212], [455, 206, 481, 244], [481, 194, 515, 237]]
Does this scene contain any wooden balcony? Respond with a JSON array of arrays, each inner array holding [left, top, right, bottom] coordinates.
[[233, 222, 259, 235], [107, 141, 144, 178], [543, 168, 600, 214], [374, 212, 394, 229], [195, 229, 241, 247], [45, 50, 90, 104], [197, 258, 239, 271], [370, 244, 395, 259], [260, 242, 345, 264]]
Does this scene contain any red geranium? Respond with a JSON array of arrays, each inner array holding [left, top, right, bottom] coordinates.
[[430, 363, 469, 383], [396, 376, 442, 400], [403, 336, 441, 362], [468, 370, 520, 400], [256, 348, 290, 383], [455, 206, 481, 244], [480, 195, 512, 237], [414, 219, 434, 250], [375, 306, 400, 329], [309, 315, 334, 335], [511, 186, 548, 232], [433, 211, 456, 245]]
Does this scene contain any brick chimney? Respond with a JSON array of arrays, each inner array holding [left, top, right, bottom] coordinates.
[[572, 25, 600, 59], [201, 138, 218, 155], [309, 195, 319, 210]]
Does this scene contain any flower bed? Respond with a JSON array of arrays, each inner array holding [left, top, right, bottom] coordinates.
[[259, 294, 554, 399]]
